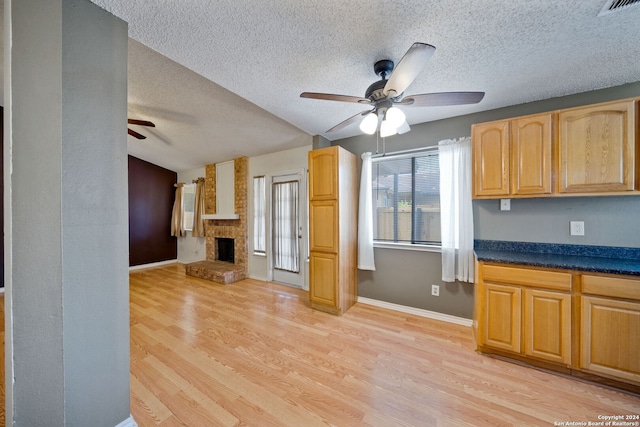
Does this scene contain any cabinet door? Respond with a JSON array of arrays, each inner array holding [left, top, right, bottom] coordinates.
[[309, 147, 337, 200], [309, 200, 338, 253], [524, 289, 571, 365], [558, 100, 636, 193], [483, 283, 521, 353], [510, 114, 553, 195], [581, 296, 640, 384], [472, 120, 510, 197], [309, 252, 339, 309]]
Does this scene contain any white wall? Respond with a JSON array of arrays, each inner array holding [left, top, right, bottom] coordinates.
[[177, 166, 207, 264], [248, 144, 312, 282]]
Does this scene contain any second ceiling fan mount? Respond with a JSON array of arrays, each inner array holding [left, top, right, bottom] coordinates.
[[300, 42, 485, 136]]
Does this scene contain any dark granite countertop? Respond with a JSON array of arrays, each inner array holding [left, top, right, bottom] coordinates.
[[474, 240, 640, 277]]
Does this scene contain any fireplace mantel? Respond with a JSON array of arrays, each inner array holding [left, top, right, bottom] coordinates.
[[202, 213, 240, 220]]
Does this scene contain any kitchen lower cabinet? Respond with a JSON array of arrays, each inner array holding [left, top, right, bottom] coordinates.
[[478, 264, 571, 365], [476, 262, 640, 391], [580, 275, 640, 385]]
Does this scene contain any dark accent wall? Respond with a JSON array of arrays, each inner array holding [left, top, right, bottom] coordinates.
[[128, 155, 177, 266]]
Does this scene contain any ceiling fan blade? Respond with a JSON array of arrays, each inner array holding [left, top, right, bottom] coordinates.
[[383, 42, 435, 97], [326, 110, 373, 133], [400, 91, 485, 107], [128, 119, 156, 127], [301, 92, 371, 104], [128, 128, 146, 139]]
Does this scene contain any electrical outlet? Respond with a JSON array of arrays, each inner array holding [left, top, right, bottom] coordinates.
[[431, 284, 440, 297], [570, 221, 585, 236], [500, 199, 511, 211]]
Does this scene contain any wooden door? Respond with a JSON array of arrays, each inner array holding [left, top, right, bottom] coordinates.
[[558, 100, 636, 193], [581, 296, 640, 384], [510, 113, 553, 195], [482, 283, 522, 353], [472, 120, 510, 197], [523, 289, 571, 365]]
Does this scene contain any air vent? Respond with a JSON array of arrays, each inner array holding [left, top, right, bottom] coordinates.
[[598, 0, 640, 16]]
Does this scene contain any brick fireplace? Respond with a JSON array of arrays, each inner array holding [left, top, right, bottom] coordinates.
[[185, 156, 248, 284]]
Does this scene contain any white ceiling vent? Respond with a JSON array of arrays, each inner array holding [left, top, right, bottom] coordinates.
[[598, 0, 640, 16]]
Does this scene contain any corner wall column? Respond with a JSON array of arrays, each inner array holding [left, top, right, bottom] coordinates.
[[6, 0, 132, 425]]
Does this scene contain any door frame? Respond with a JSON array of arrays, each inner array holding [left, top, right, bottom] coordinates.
[[265, 168, 308, 290]]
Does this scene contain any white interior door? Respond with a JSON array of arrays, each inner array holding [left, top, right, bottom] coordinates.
[[271, 173, 304, 288]]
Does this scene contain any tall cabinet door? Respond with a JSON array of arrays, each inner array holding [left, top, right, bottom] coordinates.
[[472, 120, 510, 197], [309, 149, 337, 200], [558, 100, 636, 193], [510, 113, 553, 196]]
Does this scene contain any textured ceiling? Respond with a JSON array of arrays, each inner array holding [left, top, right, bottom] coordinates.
[[9, 1, 640, 172]]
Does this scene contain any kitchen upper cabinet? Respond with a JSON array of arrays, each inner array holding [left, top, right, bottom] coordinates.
[[472, 97, 639, 199], [580, 274, 640, 385], [511, 114, 553, 196], [558, 100, 636, 193], [472, 120, 510, 197], [472, 113, 553, 198]]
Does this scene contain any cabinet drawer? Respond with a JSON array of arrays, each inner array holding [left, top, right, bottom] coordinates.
[[483, 265, 572, 291], [582, 275, 640, 300]]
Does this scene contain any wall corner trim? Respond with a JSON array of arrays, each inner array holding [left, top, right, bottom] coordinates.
[[114, 415, 138, 427], [357, 297, 473, 327]]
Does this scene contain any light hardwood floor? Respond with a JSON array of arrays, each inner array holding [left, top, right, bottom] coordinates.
[[130, 265, 640, 426], [0, 265, 638, 426]]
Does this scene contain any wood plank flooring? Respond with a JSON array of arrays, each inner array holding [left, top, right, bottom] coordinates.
[[0, 264, 638, 426], [130, 264, 640, 426]]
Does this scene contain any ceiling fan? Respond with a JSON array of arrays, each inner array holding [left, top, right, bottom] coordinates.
[[300, 42, 485, 137], [127, 119, 156, 139]]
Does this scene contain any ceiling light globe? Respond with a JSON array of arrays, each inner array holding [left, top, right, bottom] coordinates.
[[359, 112, 378, 135], [385, 106, 406, 129], [380, 120, 397, 138]]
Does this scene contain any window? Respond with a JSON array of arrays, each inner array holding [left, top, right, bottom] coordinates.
[[253, 176, 266, 253], [371, 150, 440, 246], [182, 183, 196, 231]]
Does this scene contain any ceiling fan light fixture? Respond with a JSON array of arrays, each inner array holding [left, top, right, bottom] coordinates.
[[359, 112, 378, 135], [380, 119, 397, 138], [385, 106, 406, 129]]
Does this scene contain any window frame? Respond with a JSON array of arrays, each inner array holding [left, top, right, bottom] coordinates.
[[253, 175, 266, 255], [182, 183, 196, 232], [371, 148, 441, 251]]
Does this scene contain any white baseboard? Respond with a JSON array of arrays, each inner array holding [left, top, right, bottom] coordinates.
[[114, 415, 138, 427], [357, 297, 473, 327], [129, 259, 177, 271], [248, 274, 268, 281]]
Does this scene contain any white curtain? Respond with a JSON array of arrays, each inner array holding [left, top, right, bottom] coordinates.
[[273, 181, 299, 273], [439, 137, 474, 283], [358, 152, 375, 270]]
